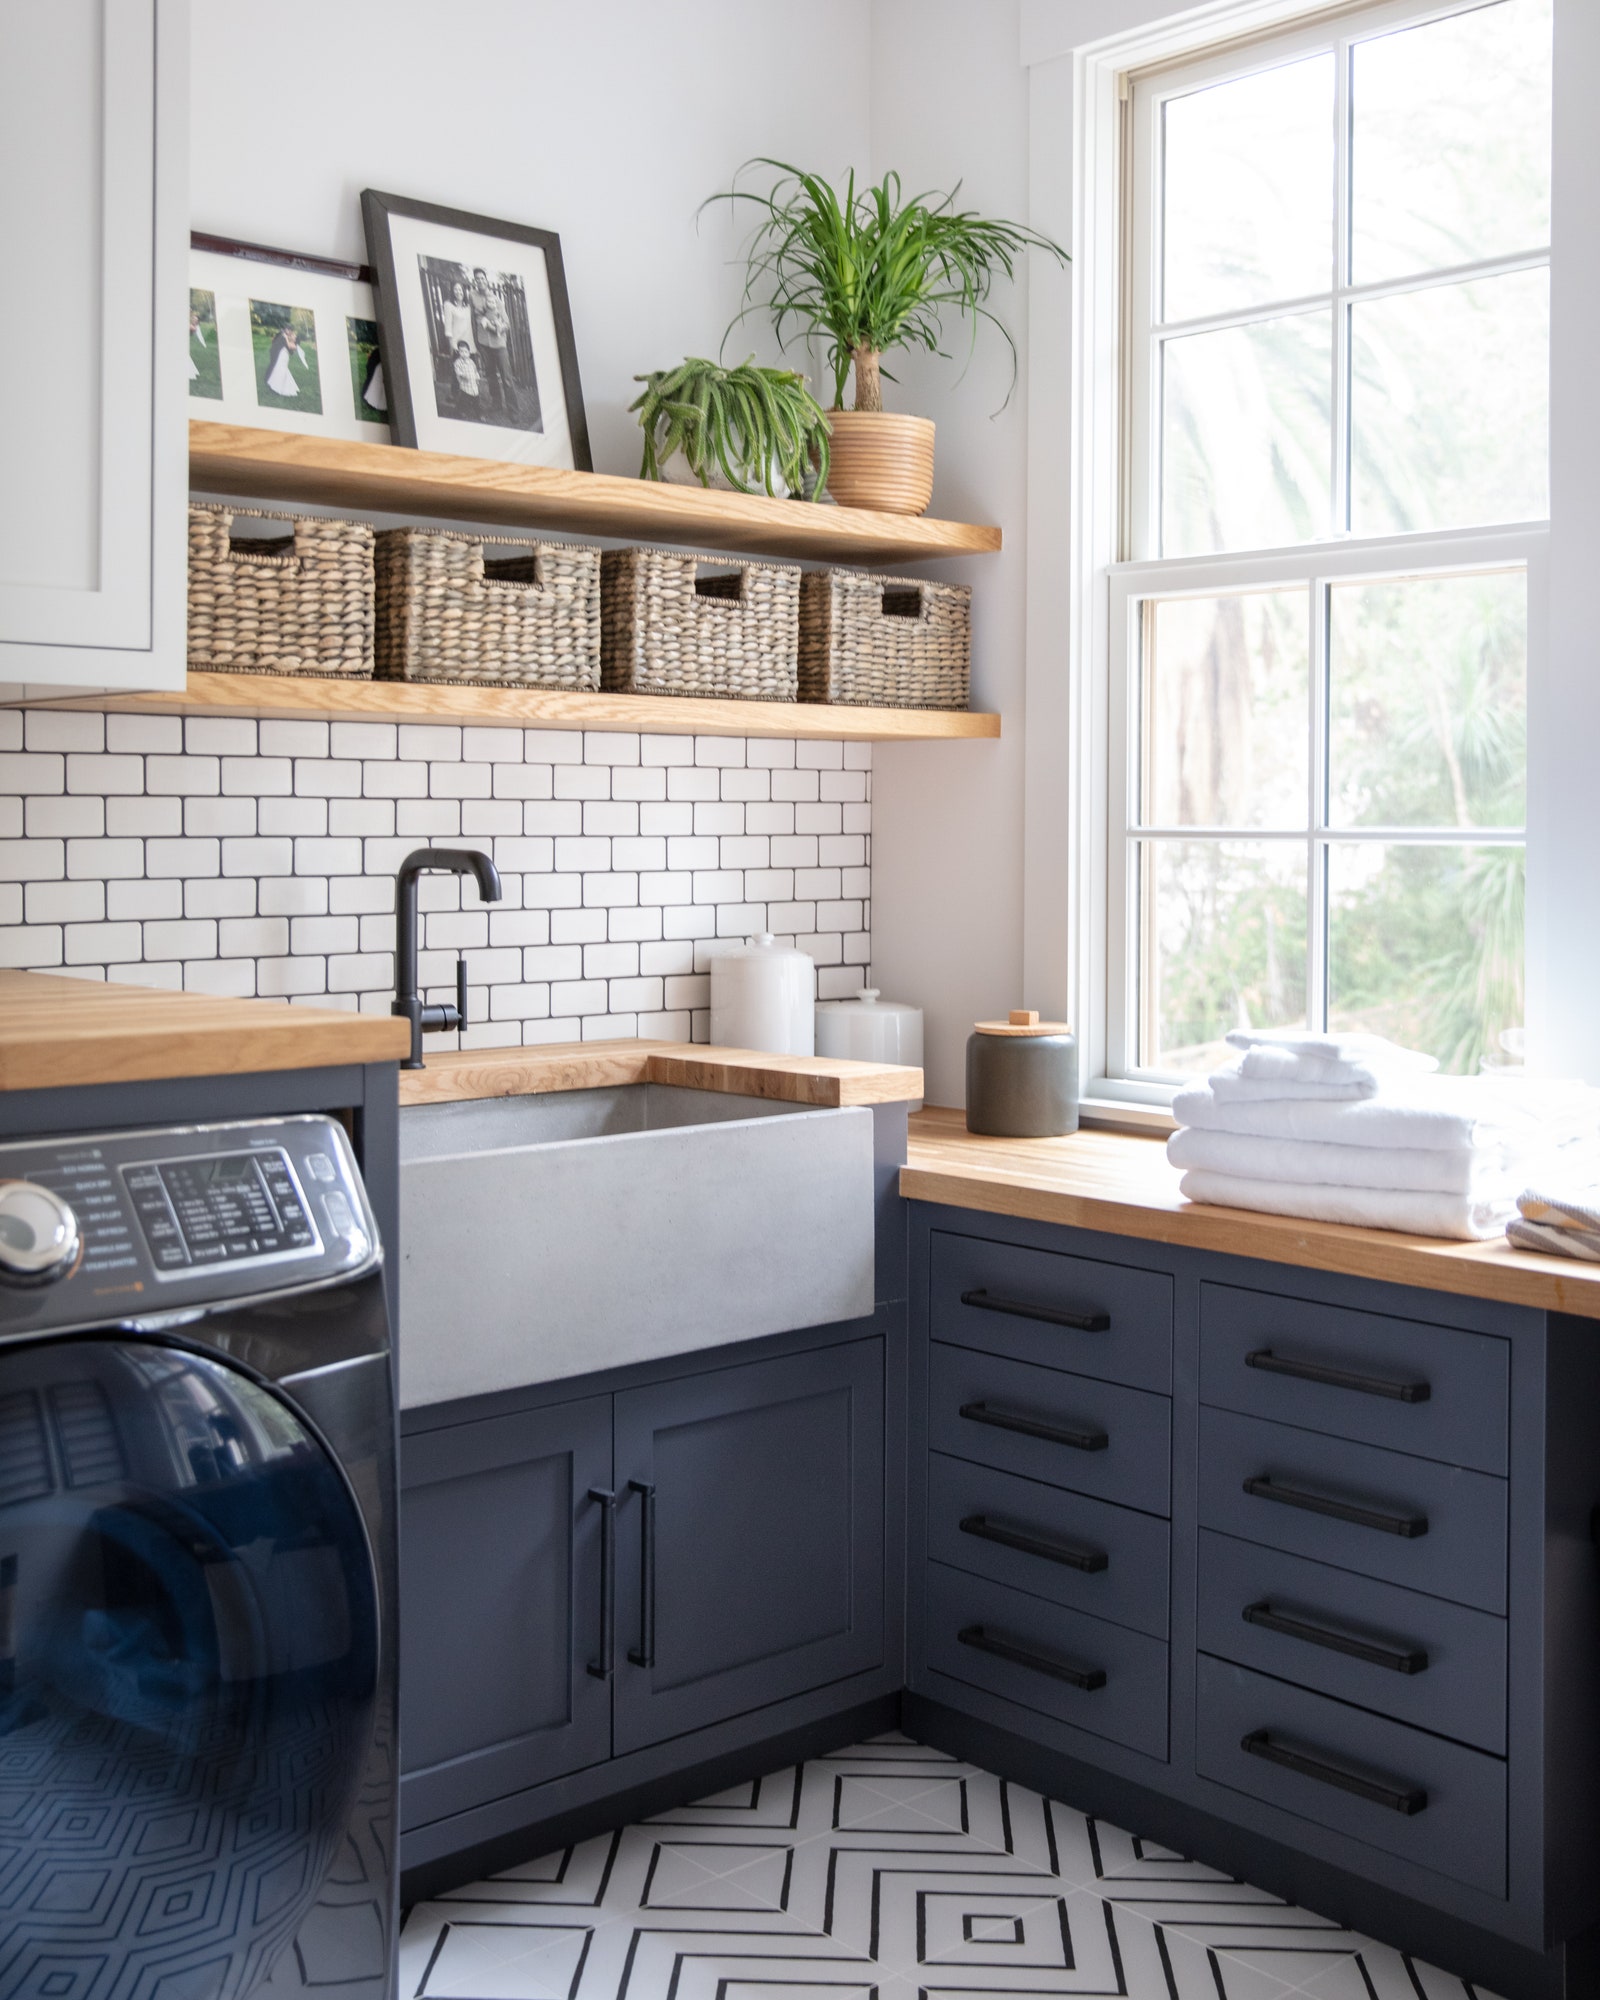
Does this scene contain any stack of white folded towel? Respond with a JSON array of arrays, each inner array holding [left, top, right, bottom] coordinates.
[[1167, 1030, 1600, 1241]]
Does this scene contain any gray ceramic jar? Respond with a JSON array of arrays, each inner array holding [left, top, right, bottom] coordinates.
[[966, 1010, 1079, 1137]]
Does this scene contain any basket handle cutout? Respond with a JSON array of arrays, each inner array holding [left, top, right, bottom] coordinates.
[[226, 520, 298, 566], [880, 585, 924, 619], [693, 565, 746, 605], [481, 550, 545, 591]]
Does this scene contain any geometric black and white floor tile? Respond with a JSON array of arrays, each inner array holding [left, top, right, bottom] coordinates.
[[399, 1735, 1503, 2000]]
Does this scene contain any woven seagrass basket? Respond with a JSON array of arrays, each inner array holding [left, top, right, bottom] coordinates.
[[187, 504, 374, 678], [374, 528, 601, 690], [798, 568, 971, 710], [600, 546, 799, 702]]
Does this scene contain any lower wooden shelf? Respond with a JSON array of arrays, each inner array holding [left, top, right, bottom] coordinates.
[[22, 671, 1002, 743]]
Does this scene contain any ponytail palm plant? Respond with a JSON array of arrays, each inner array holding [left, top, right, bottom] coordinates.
[[705, 160, 1068, 414]]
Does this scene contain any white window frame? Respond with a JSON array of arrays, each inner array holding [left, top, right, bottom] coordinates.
[[1020, 0, 1567, 1126]]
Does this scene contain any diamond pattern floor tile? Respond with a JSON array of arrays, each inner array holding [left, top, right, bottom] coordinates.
[[398, 1733, 1507, 2000]]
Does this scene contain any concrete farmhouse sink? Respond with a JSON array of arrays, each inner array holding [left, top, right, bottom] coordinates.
[[397, 1084, 875, 1407]]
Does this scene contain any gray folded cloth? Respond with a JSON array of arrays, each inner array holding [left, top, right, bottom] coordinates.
[[1518, 1188, 1600, 1233], [1507, 1216, 1600, 1262]]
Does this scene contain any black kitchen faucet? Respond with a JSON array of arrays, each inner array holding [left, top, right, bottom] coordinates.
[[392, 847, 503, 1069]]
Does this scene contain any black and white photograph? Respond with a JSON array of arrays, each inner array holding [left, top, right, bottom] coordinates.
[[416, 257, 541, 431], [361, 189, 591, 469], [188, 234, 391, 442]]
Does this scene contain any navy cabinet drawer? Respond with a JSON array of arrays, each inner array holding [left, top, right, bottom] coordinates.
[[929, 1451, 1169, 1638], [1198, 1408, 1506, 1613], [1198, 1408, 1505, 1613], [1200, 1283, 1508, 1475], [1195, 1655, 1506, 1898], [931, 1231, 1172, 1393], [925, 1562, 1169, 1758], [930, 1342, 1171, 1515], [1197, 1530, 1506, 1754]]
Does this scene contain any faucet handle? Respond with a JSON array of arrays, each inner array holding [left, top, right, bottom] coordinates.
[[456, 955, 469, 1035]]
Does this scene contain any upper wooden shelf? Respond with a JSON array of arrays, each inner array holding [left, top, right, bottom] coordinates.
[[39, 671, 1001, 744], [189, 421, 1002, 567]]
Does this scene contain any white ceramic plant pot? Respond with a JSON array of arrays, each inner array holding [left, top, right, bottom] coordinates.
[[658, 448, 795, 498]]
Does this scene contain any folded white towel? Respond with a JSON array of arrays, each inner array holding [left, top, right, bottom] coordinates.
[[1231, 1047, 1382, 1095], [1507, 1216, 1600, 1261], [1171, 1075, 1599, 1156], [1167, 1125, 1514, 1197], [1209, 1069, 1374, 1104], [1177, 1167, 1512, 1241], [1224, 1029, 1439, 1073]]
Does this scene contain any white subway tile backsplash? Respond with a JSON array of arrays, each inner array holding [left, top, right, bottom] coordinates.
[[0, 715, 870, 1044], [26, 796, 104, 839], [106, 716, 183, 752], [26, 713, 104, 753]]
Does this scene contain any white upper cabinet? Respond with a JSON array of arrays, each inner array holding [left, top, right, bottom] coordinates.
[[0, 0, 188, 692]]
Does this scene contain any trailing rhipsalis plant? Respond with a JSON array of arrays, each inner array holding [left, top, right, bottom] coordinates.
[[631, 356, 831, 499], [704, 161, 1068, 414]]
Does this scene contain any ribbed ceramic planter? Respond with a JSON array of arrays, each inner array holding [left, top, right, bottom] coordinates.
[[824, 410, 936, 515]]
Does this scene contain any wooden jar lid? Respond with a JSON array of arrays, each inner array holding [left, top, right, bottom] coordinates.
[[974, 1009, 1074, 1038]]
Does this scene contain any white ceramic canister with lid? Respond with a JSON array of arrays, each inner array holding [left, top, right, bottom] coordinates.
[[815, 989, 924, 1110], [709, 934, 816, 1056]]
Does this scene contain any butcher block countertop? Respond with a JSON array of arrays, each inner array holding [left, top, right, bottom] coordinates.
[[903, 1105, 1600, 1322], [397, 1041, 924, 1109], [0, 969, 409, 1089]]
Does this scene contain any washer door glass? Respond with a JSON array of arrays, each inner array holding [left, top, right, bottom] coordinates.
[[0, 1338, 379, 1999]]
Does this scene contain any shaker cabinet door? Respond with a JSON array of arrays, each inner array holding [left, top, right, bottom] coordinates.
[[613, 1340, 885, 1755], [399, 1395, 614, 1832], [0, 0, 187, 687]]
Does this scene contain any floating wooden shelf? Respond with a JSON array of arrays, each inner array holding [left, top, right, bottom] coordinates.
[[35, 671, 1002, 743], [189, 421, 1002, 567]]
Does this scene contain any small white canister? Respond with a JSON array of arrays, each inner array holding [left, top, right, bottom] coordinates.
[[815, 988, 924, 1110], [709, 933, 816, 1056]]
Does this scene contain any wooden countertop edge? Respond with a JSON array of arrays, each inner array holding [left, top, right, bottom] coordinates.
[[396, 1041, 924, 1108], [0, 971, 410, 1089], [899, 1155, 1600, 1321]]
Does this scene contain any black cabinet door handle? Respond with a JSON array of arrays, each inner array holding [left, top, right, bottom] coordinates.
[[959, 1401, 1109, 1452], [1241, 1728, 1427, 1816], [1246, 1347, 1431, 1403], [960, 1288, 1111, 1333], [627, 1479, 657, 1669], [959, 1513, 1110, 1573], [1243, 1599, 1429, 1674], [1243, 1474, 1428, 1538], [957, 1623, 1107, 1690], [586, 1486, 616, 1681]]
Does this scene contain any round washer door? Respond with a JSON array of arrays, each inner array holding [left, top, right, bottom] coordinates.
[[0, 1337, 380, 2000]]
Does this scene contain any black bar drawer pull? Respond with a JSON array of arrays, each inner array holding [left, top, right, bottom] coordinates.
[[957, 1622, 1107, 1690], [960, 1287, 1111, 1334], [1243, 1599, 1429, 1675], [1246, 1347, 1431, 1403], [1243, 1474, 1428, 1539], [1241, 1728, 1427, 1816], [627, 1479, 657, 1669], [960, 1400, 1109, 1453], [959, 1512, 1110, 1573], [586, 1486, 616, 1681]]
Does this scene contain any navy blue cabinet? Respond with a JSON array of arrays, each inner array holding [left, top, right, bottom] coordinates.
[[905, 1203, 1600, 1996], [400, 1324, 888, 1869], [400, 1396, 613, 1834], [613, 1341, 884, 1753]]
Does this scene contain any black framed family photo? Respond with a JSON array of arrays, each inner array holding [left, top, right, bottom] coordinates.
[[360, 191, 591, 470]]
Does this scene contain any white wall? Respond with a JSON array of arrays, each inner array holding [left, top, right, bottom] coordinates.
[[866, 0, 1036, 1105], [190, 0, 871, 478]]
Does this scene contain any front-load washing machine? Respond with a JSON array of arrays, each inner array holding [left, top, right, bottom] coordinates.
[[0, 1113, 397, 2000]]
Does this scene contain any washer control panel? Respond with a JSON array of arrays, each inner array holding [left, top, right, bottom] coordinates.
[[123, 1150, 319, 1274], [0, 1116, 379, 1333]]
